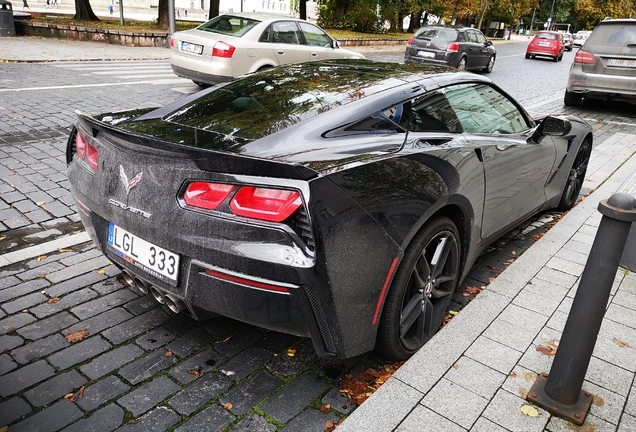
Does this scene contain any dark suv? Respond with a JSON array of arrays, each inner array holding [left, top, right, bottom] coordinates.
[[404, 26, 497, 73], [565, 19, 636, 106]]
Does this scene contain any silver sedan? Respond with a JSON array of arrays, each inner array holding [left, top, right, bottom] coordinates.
[[169, 13, 366, 86]]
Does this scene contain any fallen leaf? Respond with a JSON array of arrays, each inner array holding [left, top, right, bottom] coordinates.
[[64, 393, 74, 399], [222, 402, 232, 410], [36, 201, 44, 206], [37, 274, 46, 279], [287, 348, 297, 357], [0, 427, 7, 432], [0, 236, 6, 241], [339, 362, 404, 406], [511, 251, 517, 255], [465, 286, 482, 295], [462, 292, 471, 297], [488, 277, 495, 283], [325, 418, 342, 432], [520, 404, 539, 417], [65, 330, 89, 343], [6, 327, 16, 334], [452, 363, 459, 370], [536, 346, 556, 356], [215, 336, 231, 344], [448, 310, 458, 316], [97, 269, 106, 274], [320, 403, 331, 414], [70, 386, 85, 402], [47, 297, 61, 304], [613, 338, 633, 349], [187, 368, 202, 378], [325, 420, 334, 428], [165, 351, 173, 357], [509, 372, 518, 378], [36, 255, 47, 262], [59, 249, 74, 253]]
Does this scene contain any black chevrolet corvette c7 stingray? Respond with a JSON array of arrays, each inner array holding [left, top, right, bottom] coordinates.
[[66, 60, 593, 360]]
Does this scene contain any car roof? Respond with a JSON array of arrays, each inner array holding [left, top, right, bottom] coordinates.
[[219, 12, 303, 22]]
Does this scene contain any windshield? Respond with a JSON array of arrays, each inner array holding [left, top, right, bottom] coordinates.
[[587, 22, 636, 47], [536, 32, 558, 40], [197, 15, 260, 37]]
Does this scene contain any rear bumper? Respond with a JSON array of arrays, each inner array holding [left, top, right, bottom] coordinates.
[[567, 67, 636, 102], [404, 47, 455, 67], [169, 52, 233, 85]]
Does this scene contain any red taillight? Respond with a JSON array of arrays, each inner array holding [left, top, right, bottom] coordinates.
[[76, 131, 87, 160], [184, 182, 235, 210], [212, 41, 236, 58], [447, 42, 460, 52], [75, 131, 98, 170], [170, 38, 175, 48], [574, 50, 596, 65], [407, 37, 413, 45], [230, 186, 302, 222], [86, 143, 99, 170]]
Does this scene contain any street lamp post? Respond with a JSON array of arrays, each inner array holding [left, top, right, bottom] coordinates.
[[548, 0, 556, 30]]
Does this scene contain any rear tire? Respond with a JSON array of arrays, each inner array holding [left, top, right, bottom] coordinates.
[[456, 57, 467, 71], [564, 90, 583, 107], [192, 81, 209, 87], [556, 139, 592, 211], [376, 216, 460, 360], [525, 53, 531, 59], [553, 55, 558, 62]]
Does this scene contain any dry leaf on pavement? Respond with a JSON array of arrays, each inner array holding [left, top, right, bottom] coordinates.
[[165, 351, 173, 357], [613, 338, 632, 348], [520, 404, 539, 417], [320, 404, 331, 414], [187, 368, 202, 378], [287, 348, 297, 357], [222, 402, 232, 411], [47, 297, 60, 304], [65, 330, 89, 343], [36, 255, 47, 262], [97, 269, 106, 274], [339, 362, 404, 405], [70, 386, 85, 402]]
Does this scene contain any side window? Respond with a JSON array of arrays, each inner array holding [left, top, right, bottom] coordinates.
[[343, 112, 402, 134], [272, 21, 302, 45], [443, 84, 530, 134], [259, 25, 272, 42], [466, 30, 478, 43], [396, 92, 463, 132], [298, 22, 333, 47], [474, 31, 487, 44]]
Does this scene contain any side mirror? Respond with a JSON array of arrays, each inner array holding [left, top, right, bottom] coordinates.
[[334, 40, 340, 49], [532, 116, 572, 143], [485, 40, 493, 46]]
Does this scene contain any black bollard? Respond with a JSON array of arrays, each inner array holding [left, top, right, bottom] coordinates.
[[526, 192, 636, 425]]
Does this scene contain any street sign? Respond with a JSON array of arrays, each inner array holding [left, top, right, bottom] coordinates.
[[547, 17, 552, 22]]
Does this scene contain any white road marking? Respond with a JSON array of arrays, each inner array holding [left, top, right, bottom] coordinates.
[[0, 79, 190, 92], [0, 232, 91, 268]]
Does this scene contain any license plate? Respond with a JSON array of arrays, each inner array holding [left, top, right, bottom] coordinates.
[[538, 42, 550, 47], [108, 222, 179, 282], [607, 58, 636, 67], [180, 41, 203, 55], [417, 50, 435, 58]]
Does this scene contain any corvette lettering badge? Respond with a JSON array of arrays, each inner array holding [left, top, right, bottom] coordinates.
[[109, 199, 151, 218], [120, 165, 143, 196]]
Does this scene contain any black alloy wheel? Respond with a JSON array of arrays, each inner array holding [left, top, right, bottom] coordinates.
[[456, 57, 467, 71], [377, 216, 460, 360], [483, 55, 495, 73], [557, 139, 592, 211]]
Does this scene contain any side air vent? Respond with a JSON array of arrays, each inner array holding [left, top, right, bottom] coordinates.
[[304, 286, 336, 354], [65, 126, 77, 165], [291, 207, 315, 252]]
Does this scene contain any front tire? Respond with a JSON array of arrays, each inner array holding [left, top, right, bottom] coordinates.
[[483, 55, 495, 73], [556, 139, 592, 211], [376, 216, 460, 360]]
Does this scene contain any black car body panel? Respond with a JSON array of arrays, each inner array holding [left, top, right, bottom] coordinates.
[[67, 60, 593, 359]]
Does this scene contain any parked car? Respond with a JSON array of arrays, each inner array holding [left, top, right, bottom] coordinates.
[[562, 32, 574, 51], [573, 30, 592, 47], [169, 13, 365, 86], [66, 60, 592, 360], [565, 19, 636, 106], [526, 30, 565, 61], [404, 26, 496, 72]]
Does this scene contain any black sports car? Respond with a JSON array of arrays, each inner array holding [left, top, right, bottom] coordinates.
[[66, 60, 592, 360]]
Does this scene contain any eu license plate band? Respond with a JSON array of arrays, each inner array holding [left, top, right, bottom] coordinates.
[[107, 222, 180, 284]]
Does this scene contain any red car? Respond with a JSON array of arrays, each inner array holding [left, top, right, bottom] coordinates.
[[526, 31, 565, 62]]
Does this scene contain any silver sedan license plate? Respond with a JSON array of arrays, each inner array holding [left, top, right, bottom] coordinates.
[[107, 222, 179, 282], [607, 58, 636, 67], [181, 41, 203, 55]]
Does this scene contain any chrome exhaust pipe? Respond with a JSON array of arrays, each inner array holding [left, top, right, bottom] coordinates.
[[121, 270, 135, 286], [134, 277, 149, 294], [149, 286, 166, 304], [164, 294, 186, 314]]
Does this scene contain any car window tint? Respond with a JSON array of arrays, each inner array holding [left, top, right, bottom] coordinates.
[[272, 21, 302, 45], [344, 114, 401, 134], [588, 23, 636, 46], [466, 30, 478, 43], [298, 22, 332, 47], [537, 32, 558, 40], [259, 25, 272, 42], [443, 84, 529, 134], [198, 15, 259, 37], [474, 31, 487, 44], [395, 92, 462, 132]]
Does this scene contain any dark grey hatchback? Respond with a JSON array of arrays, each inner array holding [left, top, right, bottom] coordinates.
[[404, 26, 496, 73]]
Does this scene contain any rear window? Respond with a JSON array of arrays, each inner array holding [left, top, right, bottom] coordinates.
[[587, 22, 636, 47], [197, 15, 259, 37], [162, 64, 399, 140], [536, 32, 558, 40], [415, 28, 459, 41]]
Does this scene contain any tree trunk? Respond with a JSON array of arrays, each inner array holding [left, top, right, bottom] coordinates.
[[208, 0, 219, 20], [299, 0, 306, 19], [73, 0, 99, 20], [335, 0, 346, 20], [477, 0, 488, 30], [157, 0, 168, 29]]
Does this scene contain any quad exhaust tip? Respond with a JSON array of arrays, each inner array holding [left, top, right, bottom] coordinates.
[[121, 270, 186, 314], [164, 293, 186, 314], [150, 286, 166, 304]]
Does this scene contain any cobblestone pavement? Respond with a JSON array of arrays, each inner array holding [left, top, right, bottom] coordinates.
[[1, 41, 636, 431]]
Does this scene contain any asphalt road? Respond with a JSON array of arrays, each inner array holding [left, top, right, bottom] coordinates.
[[1, 40, 635, 432]]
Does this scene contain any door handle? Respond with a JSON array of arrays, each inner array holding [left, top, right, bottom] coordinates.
[[277, 51, 285, 55]]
